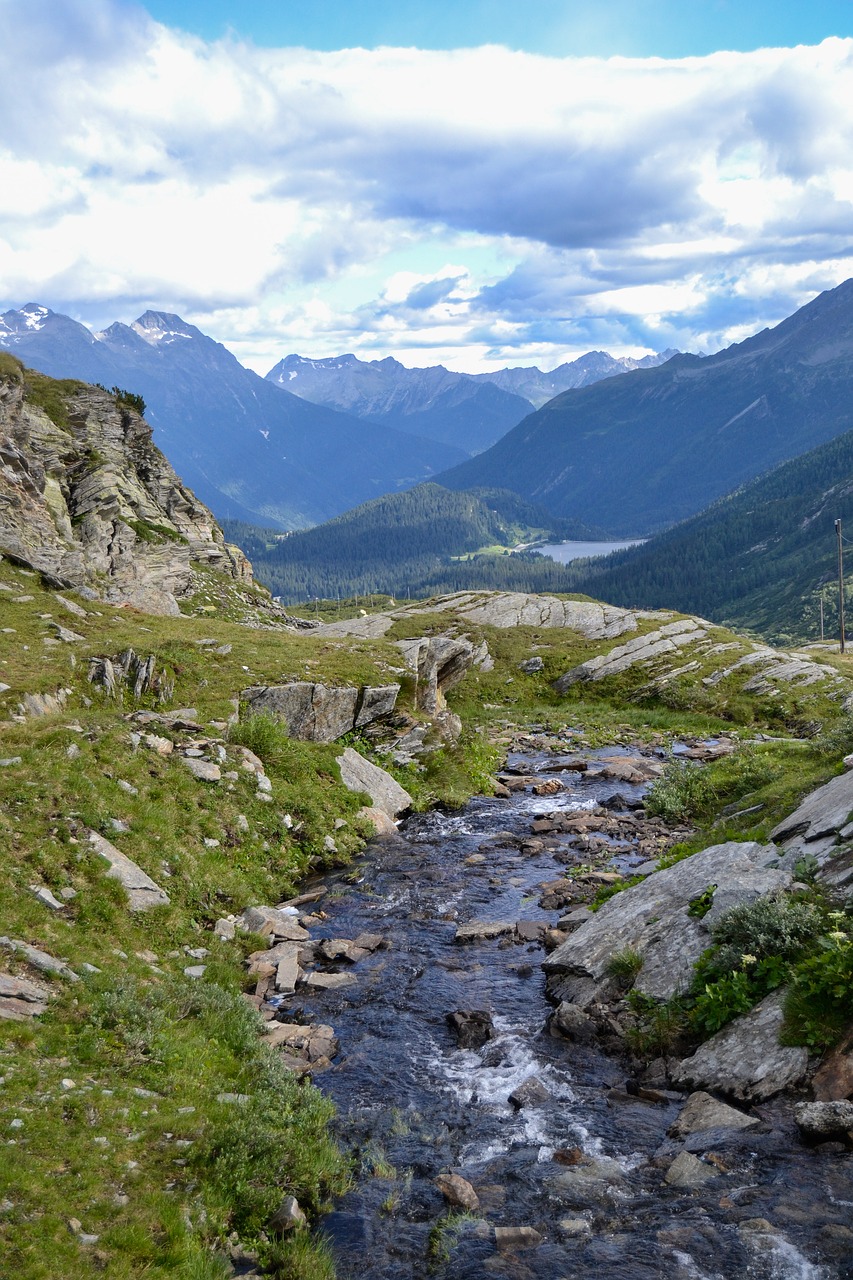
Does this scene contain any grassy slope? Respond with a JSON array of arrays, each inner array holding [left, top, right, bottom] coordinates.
[[2, 553, 853, 1277]]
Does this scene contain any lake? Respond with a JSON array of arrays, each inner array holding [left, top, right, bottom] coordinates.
[[532, 538, 644, 564]]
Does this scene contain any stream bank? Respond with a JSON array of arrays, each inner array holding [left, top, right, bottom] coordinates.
[[254, 734, 853, 1279]]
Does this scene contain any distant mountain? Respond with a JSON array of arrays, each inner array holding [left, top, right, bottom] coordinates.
[[266, 353, 533, 454], [439, 279, 853, 537], [562, 426, 853, 645], [470, 349, 679, 408], [0, 305, 466, 529], [265, 348, 677, 454], [223, 482, 594, 603]]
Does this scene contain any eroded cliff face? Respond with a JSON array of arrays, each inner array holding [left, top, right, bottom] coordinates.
[[0, 364, 252, 614]]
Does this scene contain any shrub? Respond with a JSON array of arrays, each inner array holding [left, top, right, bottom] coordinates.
[[699, 894, 823, 982], [783, 926, 853, 1049]]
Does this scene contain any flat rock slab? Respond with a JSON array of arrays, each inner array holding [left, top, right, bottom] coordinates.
[[336, 747, 412, 819], [0, 972, 51, 1020], [0, 937, 79, 982], [241, 681, 399, 743], [669, 1091, 760, 1138], [543, 841, 788, 1007], [301, 971, 357, 991], [672, 992, 809, 1102], [87, 830, 170, 910], [455, 920, 514, 943]]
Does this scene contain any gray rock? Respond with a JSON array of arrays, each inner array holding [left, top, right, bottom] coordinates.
[[28, 885, 65, 912], [509, 1076, 552, 1109], [669, 1091, 760, 1138], [549, 1001, 596, 1043], [302, 971, 357, 991], [87, 829, 170, 910], [0, 972, 51, 1020], [263, 1022, 339, 1062], [519, 656, 544, 673], [269, 1195, 307, 1233], [543, 841, 789, 1008], [240, 906, 309, 942], [395, 635, 475, 713], [455, 920, 514, 943], [183, 965, 206, 979], [19, 689, 67, 717], [274, 946, 300, 994], [180, 758, 221, 782], [447, 1009, 494, 1049], [554, 619, 707, 690], [664, 1151, 719, 1187], [0, 937, 79, 982], [794, 1100, 853, 1140], [771, 769, 853, 850], [0, 757, 21, 767], [240, 681, 399, 743], [672, 992, 809, 1101], [336, 747, 412, 819]]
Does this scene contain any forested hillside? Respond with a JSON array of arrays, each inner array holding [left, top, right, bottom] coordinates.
[[564, 427, 853, 643], [222, 484, 596, 603], [439, 278, 853, 536]]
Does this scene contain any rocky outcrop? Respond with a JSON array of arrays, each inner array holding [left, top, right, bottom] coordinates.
[[87, 829, 171, 911], [395, 635, 474, 713], [320, 590, 665, 641], [240, 681, 400, 743], [770, 769, 853, 891], [0, 364, 251, 614], [543, 840, 790, 1007]]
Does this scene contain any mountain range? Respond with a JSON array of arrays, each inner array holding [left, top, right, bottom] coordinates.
[[0, 306, 464, 530], [0, 303, 674, 531], [266, 348, 676, 454], [440, 279, 853, 537]]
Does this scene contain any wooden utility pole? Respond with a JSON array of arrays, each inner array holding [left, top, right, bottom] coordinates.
[[836, 519, 846, 653]]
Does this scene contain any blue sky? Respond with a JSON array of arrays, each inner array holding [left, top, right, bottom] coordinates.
[[144, 0, 853, 58], [1, 0, 853, 373]]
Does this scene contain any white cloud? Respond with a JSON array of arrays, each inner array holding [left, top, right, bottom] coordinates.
[[1, 3, 853, 368]]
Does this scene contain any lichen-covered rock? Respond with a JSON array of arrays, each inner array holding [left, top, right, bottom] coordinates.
[[794, 1100, 853, 1140], [0, 372, 250, 614]]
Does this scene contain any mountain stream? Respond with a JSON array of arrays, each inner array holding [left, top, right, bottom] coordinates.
[[285, 740, 852, 1279]]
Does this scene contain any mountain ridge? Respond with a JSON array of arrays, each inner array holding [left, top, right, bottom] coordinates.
[[438, 278, 853, 537]]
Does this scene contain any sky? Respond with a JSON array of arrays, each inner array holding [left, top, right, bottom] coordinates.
[[1, 0, 853, 374]]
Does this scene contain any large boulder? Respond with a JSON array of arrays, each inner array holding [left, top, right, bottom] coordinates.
[[672, 992, 809, 1101], [543, 841, 789, 1007], [241, 681, 399, 743]]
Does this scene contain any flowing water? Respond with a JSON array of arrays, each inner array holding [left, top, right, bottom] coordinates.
[[288, 742, 852, 1279]]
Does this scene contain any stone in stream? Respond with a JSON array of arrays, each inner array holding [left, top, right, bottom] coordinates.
[[664, 1151, 720, 1188], [494, 1226, 543, 1251], [302, 971, 357, 991], [317, 938, 369, 964], [274, 946, 299, 994], [794, 1101, 853, 1141], [509, 1076, 552, 1109], [239, 906, 309, 943], [264, 1022, 339, 1062], [454, 920, 514, 943], [434, 1173, 479, 1211], [669, 1091, 760, 1138], [446, 1009, 494, 1049]]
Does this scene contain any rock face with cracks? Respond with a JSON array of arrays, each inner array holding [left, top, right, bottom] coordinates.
[[0, 370, 251, 613], [240, 681, 400, 743]]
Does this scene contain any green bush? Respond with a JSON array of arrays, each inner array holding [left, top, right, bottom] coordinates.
[[783, 926, 853, 1049], [698, 894, 823, 982]]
